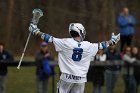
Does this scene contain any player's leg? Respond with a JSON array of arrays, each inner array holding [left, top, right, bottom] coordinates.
[[0, 75, 6, 93], [105, 71, 118, 93], [70, 83, 85, 93], [127, 35, 133, 46], [57, 80, 73, 93], [43, 78, 49, 93], [129, 75, 137, 93], [111, 72, 118, 91], [98, 85, 102, 93], [123, 75, 129, 93], [105, 71, 113, 93], [120, 35, 126, 52], [93, 85, 98, 93], [37, 80, 43, 93]]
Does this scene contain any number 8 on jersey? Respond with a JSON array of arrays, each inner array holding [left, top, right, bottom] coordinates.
[[72, 48, 83, 61]]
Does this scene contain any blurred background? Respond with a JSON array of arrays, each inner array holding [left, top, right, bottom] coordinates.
[[0, 0, 140, 56], [0, 0, 140, 93]]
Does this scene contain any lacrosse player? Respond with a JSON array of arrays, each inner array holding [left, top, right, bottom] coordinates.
[[29, 23, 120, 93]]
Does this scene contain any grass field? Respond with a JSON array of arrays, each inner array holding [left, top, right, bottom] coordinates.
[[6, 67, 139, 93], [5, 57, 140, 93]]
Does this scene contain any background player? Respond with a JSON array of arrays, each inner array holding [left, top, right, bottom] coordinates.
[[29, 23, 120, 93]]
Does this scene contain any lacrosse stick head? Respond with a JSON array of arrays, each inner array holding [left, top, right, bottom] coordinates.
[[32, 9, 43, 25]]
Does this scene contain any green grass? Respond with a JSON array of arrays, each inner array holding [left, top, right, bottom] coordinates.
[[6, 66, 140, 93], [7, 66, 61, 93], [7, 67, 36, 93]]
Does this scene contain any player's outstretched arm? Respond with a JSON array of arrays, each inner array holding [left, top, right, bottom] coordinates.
[[29, 23, 53, 42], [98, 33, 120, 49]]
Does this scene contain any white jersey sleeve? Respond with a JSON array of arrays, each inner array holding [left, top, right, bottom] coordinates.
[[53, 37, 65, 52], [90, 43, 98, 56]]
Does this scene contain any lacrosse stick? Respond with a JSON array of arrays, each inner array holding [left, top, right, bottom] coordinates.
[[17, 9, 43, 69]]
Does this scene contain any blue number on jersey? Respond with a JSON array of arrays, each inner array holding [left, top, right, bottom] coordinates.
[[72, 48, 83, 61]]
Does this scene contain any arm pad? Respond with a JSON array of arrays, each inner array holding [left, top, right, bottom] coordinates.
[[41, 33, 53, 43]]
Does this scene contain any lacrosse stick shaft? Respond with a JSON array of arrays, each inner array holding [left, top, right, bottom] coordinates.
[[17, 9, 43, 69], [17, 31, 32, 69]]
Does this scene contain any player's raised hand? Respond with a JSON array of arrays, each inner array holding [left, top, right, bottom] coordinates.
[[29, 23, 40, 35], [110, 33, 120, 45]]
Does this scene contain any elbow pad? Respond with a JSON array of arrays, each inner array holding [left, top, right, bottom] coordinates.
[[41, 33, 53, 43]]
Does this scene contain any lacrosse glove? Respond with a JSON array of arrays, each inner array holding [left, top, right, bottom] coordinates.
[[110, 33, 120, 45], [29, 23, 40, 35]]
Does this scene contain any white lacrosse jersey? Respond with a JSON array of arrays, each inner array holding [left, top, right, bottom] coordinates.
[[53, 38, 98, 82]]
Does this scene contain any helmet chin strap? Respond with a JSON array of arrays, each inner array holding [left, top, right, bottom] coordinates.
[[79, 30, 85, 42], [80, 36, 83, 42]]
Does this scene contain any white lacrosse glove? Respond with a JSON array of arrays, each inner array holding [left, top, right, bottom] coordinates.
[[110, 33, 120, 45], [29, 23, 40, 35]]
